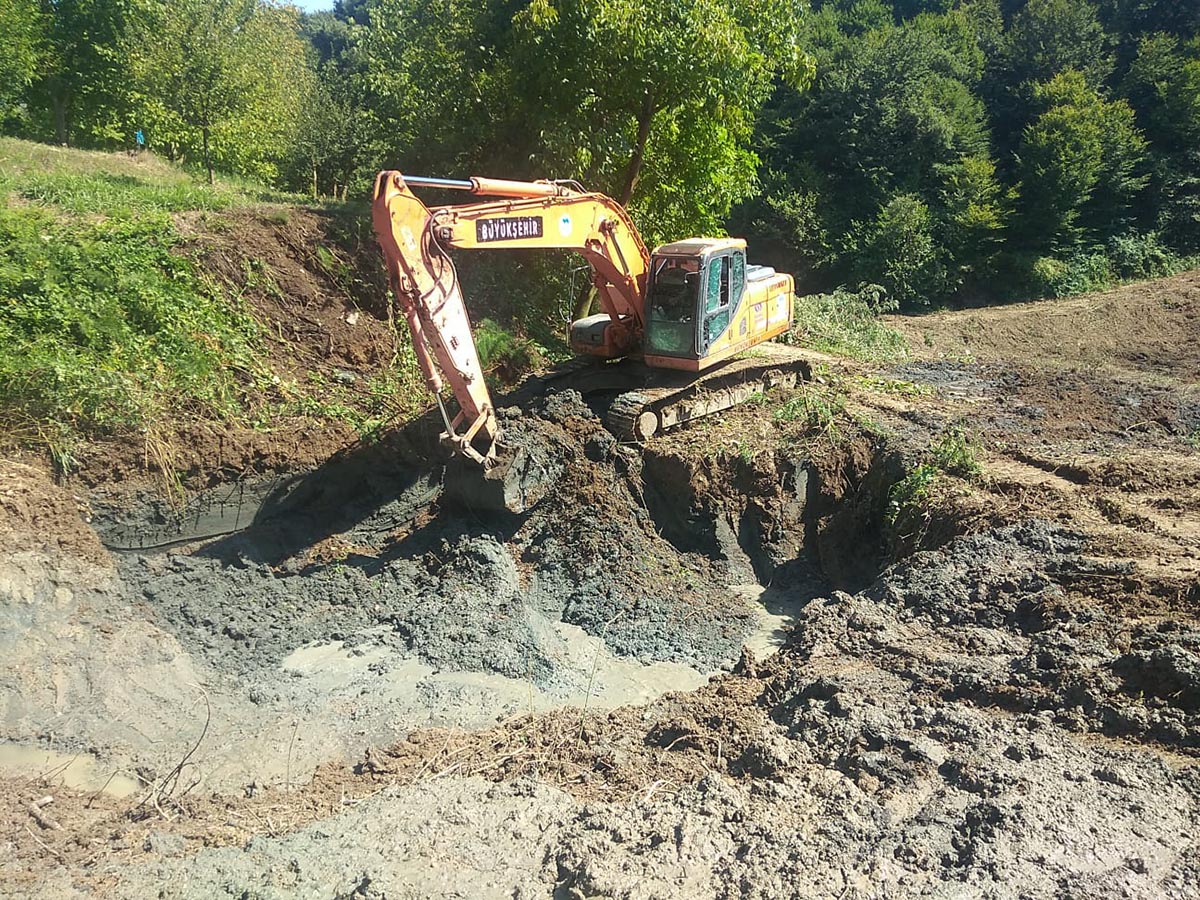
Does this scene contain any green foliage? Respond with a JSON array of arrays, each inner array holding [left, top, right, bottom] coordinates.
[[885, 427, 980, 534], [0, 205, 261, 436], [507, 0, 814, 244], [1011, 232, 1195, 298], [126, 0, 314, 185], [23, 0, 139, 146], [474, 318, 547, 384], [1005, 0, 1113, 88], [849, 195, 941, 307], [1018, 69, 1147, 246], [0, 0, 42, 119], [772, 385, 844, 435], [752, 3, 1004, 306], [747, 0, 1198, 309], [1106, 231, 1178, 280], [789, 285, 910, 361], [885, 462, 937, 528], [1122, 34, 1200, 247], [928, 428, 982, 479], [0, 138, 355, 459], [0, 0, 1198, 351]]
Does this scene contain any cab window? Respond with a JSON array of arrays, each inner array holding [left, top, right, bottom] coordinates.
[[705, 255, 730, 313], [703, 254, 732, 349], [731, 252, 745, 305]]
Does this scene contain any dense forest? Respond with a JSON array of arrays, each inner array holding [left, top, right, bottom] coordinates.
[[2, 0, 1199, 313]]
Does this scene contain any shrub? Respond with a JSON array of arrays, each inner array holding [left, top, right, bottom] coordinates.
[[1107, 232, 1177, 280], [474, 318, 546, 385], [788, 285, 909, 362]]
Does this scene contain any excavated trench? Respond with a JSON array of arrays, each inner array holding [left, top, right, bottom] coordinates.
[[23, 389, 915, 792], [9, 386, 1200, 896]]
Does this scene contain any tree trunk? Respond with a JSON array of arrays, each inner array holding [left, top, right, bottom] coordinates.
[[618, 91, 655, 206], [312, 160, 318, 199], [571, 284, 598, 323], [202, 126, 214, 185], [52, 92, 68, 146]]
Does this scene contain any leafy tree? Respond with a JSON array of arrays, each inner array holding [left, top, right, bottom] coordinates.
[[128, 0, 313, 184], [1017, 69, 1147, 247], [0, 0, 43, 120], [358, 0, 516, 175], [513, 0, 812, 242], [1124, 34, 1200, 153], [1097, 0, 1200, 48], [1122, 34, 1200, 245], [936, 153, 1007, 281], [849, 194, 940, 307], [26, 0, 137, 146], [752, 7, 1001, 302], [291, 76, 365, 198], [1005, 0, 1113, 88]]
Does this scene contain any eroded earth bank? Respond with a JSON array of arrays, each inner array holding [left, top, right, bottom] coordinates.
[[3, 272, 1200, 898]]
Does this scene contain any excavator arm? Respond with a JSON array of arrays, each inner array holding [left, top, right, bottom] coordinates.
[[371, 170, 651, 463]]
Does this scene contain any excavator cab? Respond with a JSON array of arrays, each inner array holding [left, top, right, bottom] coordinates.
[[645, 239, 739, 360], [643, 238, 791, 371]]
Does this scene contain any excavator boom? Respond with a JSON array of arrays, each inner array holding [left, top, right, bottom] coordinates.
[[372, 170, 651, 461]]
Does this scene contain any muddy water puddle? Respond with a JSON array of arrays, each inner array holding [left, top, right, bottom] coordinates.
[[0, 743, 141, 798], [280, 583, 806, 716]]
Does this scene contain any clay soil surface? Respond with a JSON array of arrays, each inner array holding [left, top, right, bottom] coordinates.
[[3, 271, 1200, 898]]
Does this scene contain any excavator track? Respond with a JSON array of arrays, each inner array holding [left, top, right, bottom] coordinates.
[[607, 391, 657, 442], [587, 343, 823, 444]]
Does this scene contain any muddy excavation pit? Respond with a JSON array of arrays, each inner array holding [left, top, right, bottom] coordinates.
[[5, 324, 1200, 896]]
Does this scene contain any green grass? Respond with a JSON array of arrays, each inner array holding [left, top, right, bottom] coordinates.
[[852, 374, 932, 397], [0, 137, 302, 214], [885, 427, 982, 530], [0, 204, 265, 449], [0, 139, 303, 463], [788, 286, 910, 362]]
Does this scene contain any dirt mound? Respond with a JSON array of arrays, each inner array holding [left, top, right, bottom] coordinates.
[[890, 268, 1200, 381], [0, 461, 107, 564]]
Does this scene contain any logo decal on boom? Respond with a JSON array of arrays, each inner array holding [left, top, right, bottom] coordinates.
[[476, 216, 544, 243]]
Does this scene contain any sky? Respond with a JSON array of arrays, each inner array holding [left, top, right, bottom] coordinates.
[[290, 0, 334, 11]]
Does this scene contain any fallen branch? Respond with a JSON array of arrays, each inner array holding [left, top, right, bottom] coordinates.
[[27, 796, 62, 831]]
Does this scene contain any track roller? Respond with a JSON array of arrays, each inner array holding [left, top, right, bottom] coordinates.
[[607, 391, 659, 443]]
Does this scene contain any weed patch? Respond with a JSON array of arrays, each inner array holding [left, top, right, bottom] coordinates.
[[0, 206, 263, 457], [788, 286, 909, 362], [886, 427, 982, 551]]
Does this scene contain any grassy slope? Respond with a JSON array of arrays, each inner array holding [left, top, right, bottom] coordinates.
[[0, 138, 433, 473]]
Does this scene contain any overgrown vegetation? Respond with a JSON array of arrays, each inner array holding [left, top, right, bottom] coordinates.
[[0, 138, 426, 464], [3, 0, 1196, 329], [0, 141, 282, 458], [788, 285, 909, 361], [886, 427, 983, 549]]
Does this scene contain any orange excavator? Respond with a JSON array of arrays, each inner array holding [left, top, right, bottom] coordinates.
[[371, 170, 807, 465]]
